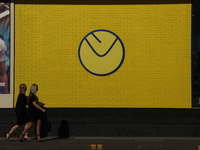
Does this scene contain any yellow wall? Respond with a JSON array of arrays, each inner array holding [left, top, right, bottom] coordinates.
[[15, 2, 191, 108]]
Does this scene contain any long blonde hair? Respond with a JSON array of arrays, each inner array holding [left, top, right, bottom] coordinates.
[[29, 84, 38, 101]]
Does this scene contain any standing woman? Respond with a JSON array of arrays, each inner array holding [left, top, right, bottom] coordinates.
[[5, 84, 30, 141], [19, 84, 46, 142]]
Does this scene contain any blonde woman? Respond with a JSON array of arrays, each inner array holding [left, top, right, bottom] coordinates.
[[5, 84, 30, 141], [19, 84, 46, 142]]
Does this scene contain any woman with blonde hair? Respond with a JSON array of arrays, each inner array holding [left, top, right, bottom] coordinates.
[[5, 84, 30, 141], [19, 84, 46, 142]]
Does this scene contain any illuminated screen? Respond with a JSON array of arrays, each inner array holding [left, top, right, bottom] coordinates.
[[15, 2, 191, 108]]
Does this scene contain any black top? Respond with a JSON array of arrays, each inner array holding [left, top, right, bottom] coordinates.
[[28, 94, 37, 113], [15, 93, 27, 114], [28, 94, 38, 122]]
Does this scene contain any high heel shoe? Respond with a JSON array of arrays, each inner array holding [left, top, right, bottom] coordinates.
[[36, 135, 43, 142], [24, 138, 30, 141], [24, 133, 31, 141], [18, 134, 24, 142], [4, 132, 11, 141]]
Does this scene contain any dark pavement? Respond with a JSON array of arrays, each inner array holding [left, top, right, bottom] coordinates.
[[0, 136, 200, 150]]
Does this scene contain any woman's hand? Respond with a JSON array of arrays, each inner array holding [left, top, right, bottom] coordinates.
[[42, 109, 46, 113], [33, 101, 46, 113]]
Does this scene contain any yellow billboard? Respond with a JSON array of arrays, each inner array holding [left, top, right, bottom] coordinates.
[[15, 2, 191, 108]]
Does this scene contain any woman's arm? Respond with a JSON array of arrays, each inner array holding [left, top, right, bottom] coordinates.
[[32, 101, 46, 113]]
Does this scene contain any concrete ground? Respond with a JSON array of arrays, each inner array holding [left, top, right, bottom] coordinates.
[[0, 136, 200, 150]]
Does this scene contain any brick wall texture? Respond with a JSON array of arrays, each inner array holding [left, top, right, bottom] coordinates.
[[14, 0, 192, 108]]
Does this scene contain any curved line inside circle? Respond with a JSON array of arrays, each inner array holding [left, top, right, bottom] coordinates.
[[85, 37, 118, 57]]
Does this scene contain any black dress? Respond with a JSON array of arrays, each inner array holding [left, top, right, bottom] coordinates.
[[15, 93, 28, 125], [28, 94, 38, 122]]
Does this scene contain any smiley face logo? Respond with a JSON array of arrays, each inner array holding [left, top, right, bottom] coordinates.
[[78, 29, 125, 76]]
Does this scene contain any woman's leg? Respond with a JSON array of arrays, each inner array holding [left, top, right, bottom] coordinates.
[[19, 122, 34, 140], [36, 119, 41, 141], [6, 124, 21, 141], [9, 124, 21, 134], [23, 123, 31, 140]]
